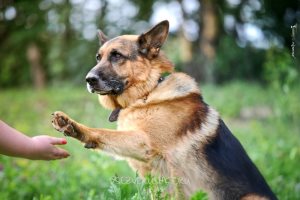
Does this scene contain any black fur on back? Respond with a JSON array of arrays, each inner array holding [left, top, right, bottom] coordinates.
[[204, 119, 277, 200]]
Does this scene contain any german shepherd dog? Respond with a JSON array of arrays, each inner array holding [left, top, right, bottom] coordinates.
[[52, 20, 277, 200]]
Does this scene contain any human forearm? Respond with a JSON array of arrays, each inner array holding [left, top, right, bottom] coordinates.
[[0, 120, 69, 160], [0, 120, 34, 158]]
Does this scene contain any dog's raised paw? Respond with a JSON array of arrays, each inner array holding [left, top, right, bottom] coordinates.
[[51, 111, 77, 137]]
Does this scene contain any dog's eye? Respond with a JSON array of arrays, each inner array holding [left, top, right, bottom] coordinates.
[[96, 54, 101, 62], [110, 51, 123, 62]]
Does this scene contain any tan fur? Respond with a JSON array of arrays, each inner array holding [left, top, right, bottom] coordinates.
[[52, 70, 219, 198], [52, 22, 273, 199], [98, 35, 173, 109]]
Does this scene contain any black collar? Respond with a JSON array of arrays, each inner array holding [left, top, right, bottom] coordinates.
[[158, 76, 165, 84], [108, 108, 121, 122], [158, 72, 170, 84]]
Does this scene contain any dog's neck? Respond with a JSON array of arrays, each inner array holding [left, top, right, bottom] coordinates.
[[98, 54, 173, 110], [107, 74, 168, 122], [116, 69, 162, 107]]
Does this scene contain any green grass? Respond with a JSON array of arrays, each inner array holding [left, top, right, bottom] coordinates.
[[0, 82, 299, 199]]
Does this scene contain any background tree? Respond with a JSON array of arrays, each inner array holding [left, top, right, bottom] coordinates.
[[0, 0, 299, 89]]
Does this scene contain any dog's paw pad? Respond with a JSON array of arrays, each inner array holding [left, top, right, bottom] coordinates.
[[57, 117, 67, 126], [63, 124, 76, 137], [84, 142, 98, 149], [52, 111, 77, 137]]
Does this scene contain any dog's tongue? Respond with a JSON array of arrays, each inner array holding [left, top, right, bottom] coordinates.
[[109, 108, 121, 122]]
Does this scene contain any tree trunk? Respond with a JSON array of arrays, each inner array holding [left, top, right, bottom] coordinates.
[[177, 0, 193, 63], [27, 43, 46, 90], [179, 30, 193, 62], [199, 0, 219, 83]]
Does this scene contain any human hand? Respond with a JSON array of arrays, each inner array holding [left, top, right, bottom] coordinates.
[[29, 135, 70, 160]]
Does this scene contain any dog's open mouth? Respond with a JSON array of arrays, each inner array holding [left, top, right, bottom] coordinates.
[[86, 83, 123, 95], [94, 90, 111, 95], [87, 84, 110, 95]]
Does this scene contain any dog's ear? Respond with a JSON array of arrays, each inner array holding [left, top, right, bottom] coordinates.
[[138, 20, 169, 58], [97, 29, 108, 45]]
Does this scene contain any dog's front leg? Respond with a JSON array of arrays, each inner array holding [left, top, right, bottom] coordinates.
[[51, 111, 153, 161]]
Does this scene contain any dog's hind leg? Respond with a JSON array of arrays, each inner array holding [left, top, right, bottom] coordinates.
[[51, 111, 154, 161]]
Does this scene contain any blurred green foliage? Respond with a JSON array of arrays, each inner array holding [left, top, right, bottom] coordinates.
[[215, 36, 265, 82], [0, 0, 299, 87], [0, 83, 299, 199], [263, 47, 299, 92]]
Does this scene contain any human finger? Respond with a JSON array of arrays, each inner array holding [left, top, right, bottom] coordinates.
[[49, 137, 68, 145]]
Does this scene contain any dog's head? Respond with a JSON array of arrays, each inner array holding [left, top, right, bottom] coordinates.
[[86, 20, 172, 96]]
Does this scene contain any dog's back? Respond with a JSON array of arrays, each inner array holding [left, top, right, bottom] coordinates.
[[204, 120, 277, 200]]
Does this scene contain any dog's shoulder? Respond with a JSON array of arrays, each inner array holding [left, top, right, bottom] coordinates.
[[117, 72, 207, 135], [144, 72, 200, 104]]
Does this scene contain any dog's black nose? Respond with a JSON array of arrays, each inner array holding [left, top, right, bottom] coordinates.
[[86, 74, 99, 86]]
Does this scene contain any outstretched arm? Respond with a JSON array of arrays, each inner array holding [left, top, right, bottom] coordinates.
[[0, 120, 69, 160]]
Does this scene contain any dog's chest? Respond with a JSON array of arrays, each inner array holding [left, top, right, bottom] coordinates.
[[125, 155, 169, 179], [150, 155, 170, 176], [116, 109, 140, 131]]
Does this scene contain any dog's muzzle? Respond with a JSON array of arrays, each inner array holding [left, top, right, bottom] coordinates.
[[85, 72, 124, 95]]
